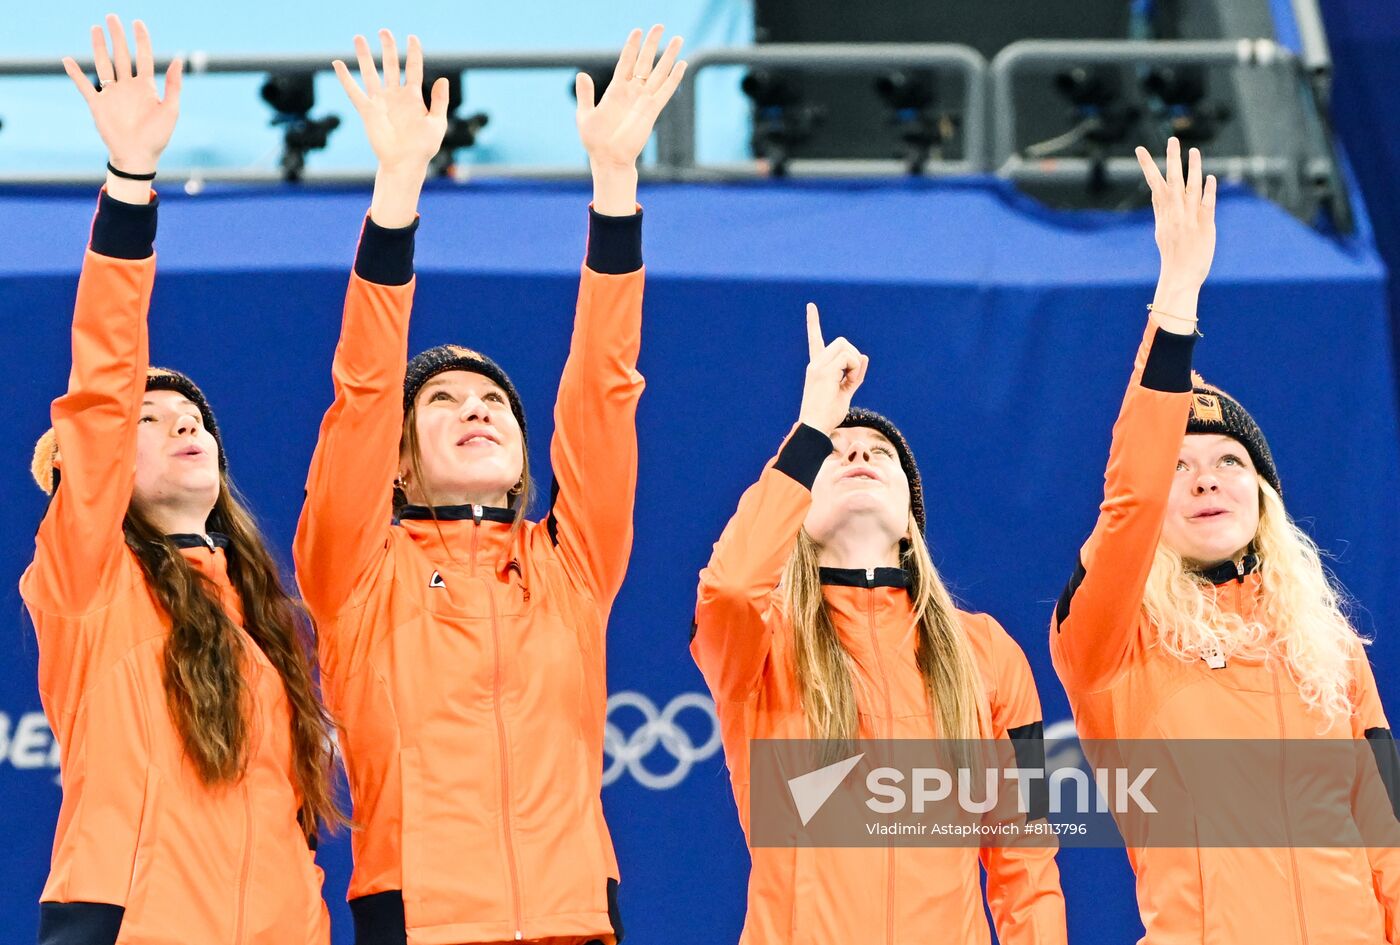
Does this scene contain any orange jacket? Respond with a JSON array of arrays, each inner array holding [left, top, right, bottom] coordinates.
[[1050, 317, 1400, 944], [19, 193, 329, 945], [692, 423, 1067, 945], [294, 211, 644, 945]]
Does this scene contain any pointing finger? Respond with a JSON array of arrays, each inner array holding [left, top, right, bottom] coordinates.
[[806, 302, 824, 362]]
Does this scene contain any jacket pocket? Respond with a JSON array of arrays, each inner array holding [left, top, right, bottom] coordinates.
[[113, 769, 163, 944], [398, 745, 510, 932]]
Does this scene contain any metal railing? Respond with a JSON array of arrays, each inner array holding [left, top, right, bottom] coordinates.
[[0, 50, 632, 184], [657, 44, 988, 177], [985, 36, 1348, 229], [990, 39, 1298, 177], [0, 27, 1353, 229], [0, 44, 990, 184]]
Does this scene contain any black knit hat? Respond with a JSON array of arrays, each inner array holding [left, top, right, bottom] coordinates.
[[403, 344, 527, 447], [31, 367, 225, 496], [1186, 372, 1281, 495], [837, 407, 926, 534]]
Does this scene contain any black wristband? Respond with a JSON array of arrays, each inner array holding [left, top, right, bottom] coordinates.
[[774, 424, 834, 490], [106, 162, 157, 182]]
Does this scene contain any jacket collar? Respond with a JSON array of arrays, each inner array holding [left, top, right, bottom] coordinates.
[[167, 533, 240, 622], [1196, 552, 1260, 586], [819, 566, 910, 589], [393, 505, 520, 575], [167, 532, 230, 550], [396, 503, 516, 524]]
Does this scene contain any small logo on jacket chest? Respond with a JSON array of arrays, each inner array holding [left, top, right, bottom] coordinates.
[[429, 570, 446, 589]]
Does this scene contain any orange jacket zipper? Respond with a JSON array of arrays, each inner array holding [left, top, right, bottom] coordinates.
[[863, 571, 897, 945], [234, 781, 253, 944], [476, 505, 525, 941], [1269, 632, 1309, 945]]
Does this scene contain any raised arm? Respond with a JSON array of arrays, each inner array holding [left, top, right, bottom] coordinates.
[[294, 32, 447, 622], [23, 17, 181, 615], [545, 27, 686, 605], [978, 615, 1068, 945], [1050, 139, 1214, 693], [692, 305, 867, 701]]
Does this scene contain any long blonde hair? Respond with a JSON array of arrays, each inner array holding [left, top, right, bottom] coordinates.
[[1142, 480, 1364, 726], [783, 513, 983, 745]]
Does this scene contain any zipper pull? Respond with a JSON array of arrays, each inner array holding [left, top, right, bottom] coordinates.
[[472, 504, 483, 522], [1234, 557, 1246, 583], [865, 567, 875, 586], [514, 932, 523, 941]]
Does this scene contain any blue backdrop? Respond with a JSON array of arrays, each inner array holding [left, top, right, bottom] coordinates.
[[1, 179, 1396, 944]]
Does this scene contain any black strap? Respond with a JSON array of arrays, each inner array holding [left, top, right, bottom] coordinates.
[[106, 161, 157, 181]]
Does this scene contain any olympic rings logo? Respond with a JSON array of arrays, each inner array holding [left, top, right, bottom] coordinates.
[[603, 692, 722, 790]]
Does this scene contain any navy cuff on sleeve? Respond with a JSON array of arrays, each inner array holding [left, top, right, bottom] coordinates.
[[354, 216, 419, 286], [774, 424, 834, 490], [1140, 326, 1198, 393], [90, 190, 158, 260], [586, 207, 643, 274], [1364, 727, 1400, 820]]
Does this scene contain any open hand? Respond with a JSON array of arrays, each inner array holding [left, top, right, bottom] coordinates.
[[576, 26, 686, 172], [1135, 137, 1218, 293], [333, 31, 448, 176], [62, 15, 182, 177]]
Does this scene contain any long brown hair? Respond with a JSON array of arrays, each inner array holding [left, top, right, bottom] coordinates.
[[783, 513, 983, 747], [124, 474, 343, 840], [395, 398, 533, 527]]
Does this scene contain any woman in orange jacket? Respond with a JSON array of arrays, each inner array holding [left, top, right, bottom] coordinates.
[[691, 305, 1067, 944], [293, 27, 685, 945], [1050, 137, 1400, 943], [21, 17, 339, 945]]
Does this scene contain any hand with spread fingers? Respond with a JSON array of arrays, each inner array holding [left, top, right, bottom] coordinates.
[[1135, 136, 1218, 331], [577, 25, 687, 215], [333, 30, 449, 227], [798, 302, 869, 435], [62, 15, 182, 203]]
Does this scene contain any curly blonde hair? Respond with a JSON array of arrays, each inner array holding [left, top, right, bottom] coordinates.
[[1142, 480, 1365, 728]]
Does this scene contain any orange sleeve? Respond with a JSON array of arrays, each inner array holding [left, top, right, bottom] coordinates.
[[544, 209, 646, 607], [294, 217, 416, 623], [1351, 656, 1400, 941], [692, 423, 831, 702], [1049, 317, 1197, 693], [980, 614, 1068, 945], [22, 192, 156, 616]]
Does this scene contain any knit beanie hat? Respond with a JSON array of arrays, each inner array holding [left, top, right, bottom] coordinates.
[[837, 407, 926, 534], [402, 345, 527, 449], [1186, 372, 1281, 495], [31, 367, 224, 495]]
